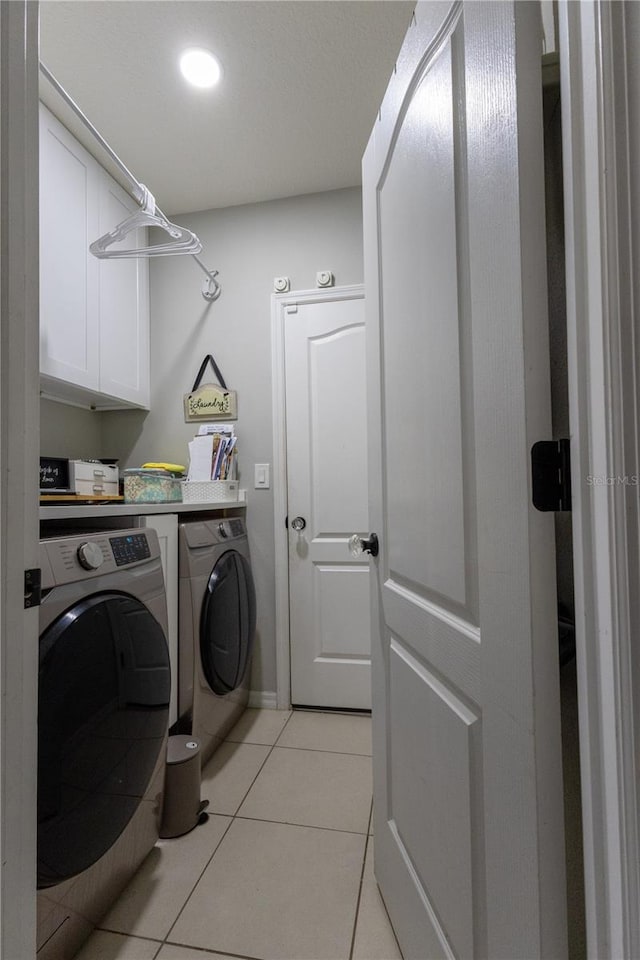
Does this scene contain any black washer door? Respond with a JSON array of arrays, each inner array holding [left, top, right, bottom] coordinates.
[[200, 550, 256, 696], [37, 592, 170, 889]]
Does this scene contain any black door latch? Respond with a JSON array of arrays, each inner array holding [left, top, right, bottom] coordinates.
[[531, 439, 572, 512], [24, 568, 42, 609]]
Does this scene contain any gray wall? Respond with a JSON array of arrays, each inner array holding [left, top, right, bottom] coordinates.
[[40, 398, 103, 459], [100, 186, 364, 694]]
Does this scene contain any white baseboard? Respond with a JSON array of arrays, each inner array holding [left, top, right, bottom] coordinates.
[[248, 690, 278, 709]]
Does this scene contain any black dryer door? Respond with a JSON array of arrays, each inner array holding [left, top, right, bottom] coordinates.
[[200, 550, 256, 696], [37, 592, 170, 889]]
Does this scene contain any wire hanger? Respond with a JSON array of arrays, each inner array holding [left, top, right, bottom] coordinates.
[[89, 186, 203, 259], [39, 61, 221, 302]]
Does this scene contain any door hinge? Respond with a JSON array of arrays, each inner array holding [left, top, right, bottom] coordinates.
[[531, 439, 572, 512], [24, 568, 42, 608]]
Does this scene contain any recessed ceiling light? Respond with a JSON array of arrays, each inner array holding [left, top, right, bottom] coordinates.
[[179, 48, 222, 89]]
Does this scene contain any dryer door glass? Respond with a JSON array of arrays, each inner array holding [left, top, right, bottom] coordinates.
[[200, 550, 257, 695], [37, 593, 170, 889]]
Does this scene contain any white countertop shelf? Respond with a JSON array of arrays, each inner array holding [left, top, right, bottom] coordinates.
[[40, 497, 246, 521]]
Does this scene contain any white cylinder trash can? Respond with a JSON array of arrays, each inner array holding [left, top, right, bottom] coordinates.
[[160, 735, 209, 838]]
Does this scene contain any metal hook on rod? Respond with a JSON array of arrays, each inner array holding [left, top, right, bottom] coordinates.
[[192, 256, 222, 302]]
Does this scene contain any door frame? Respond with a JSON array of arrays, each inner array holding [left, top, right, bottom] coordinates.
[[0, 1, 637, 956], [271, 284, 365, 710], [559, 2, 640, 957], [0, 2, 40, 957]]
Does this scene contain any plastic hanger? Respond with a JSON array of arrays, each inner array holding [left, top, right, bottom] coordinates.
[[89, 186, 203, 259]]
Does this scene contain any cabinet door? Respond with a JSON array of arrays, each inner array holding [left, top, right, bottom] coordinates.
[[98, 175, 150, 408], [39, 104, 100, 390]]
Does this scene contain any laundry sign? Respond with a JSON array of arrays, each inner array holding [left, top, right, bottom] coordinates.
[[184, 354, 237, 422]]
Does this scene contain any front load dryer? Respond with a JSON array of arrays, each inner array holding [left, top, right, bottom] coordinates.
[[37, 528, 171, 960], [178, 516, 256, 766]]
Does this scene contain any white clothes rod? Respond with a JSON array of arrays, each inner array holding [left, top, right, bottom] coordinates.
[[39, 61, 221, 302]]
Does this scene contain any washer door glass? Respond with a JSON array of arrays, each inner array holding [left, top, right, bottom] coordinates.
[[200, 550, 256, 695], [37, 592, 170, 889]]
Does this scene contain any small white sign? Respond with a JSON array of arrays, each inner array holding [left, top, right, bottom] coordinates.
[[184, 383, 238, 421]]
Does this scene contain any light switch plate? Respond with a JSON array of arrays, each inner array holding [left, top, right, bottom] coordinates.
[[254, 463, 270, 489]]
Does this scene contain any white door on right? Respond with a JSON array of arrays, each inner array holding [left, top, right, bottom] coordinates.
[[285, 289, 371, 709], [364, 3, 567, 958]]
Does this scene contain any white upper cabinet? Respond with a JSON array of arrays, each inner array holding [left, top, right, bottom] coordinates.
[[39, 103, 150, 410], [97, 176, 150, 407], [39, 104, 100, 393]]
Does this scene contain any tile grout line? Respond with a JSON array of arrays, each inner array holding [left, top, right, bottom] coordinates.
[[161, 936, 266, 960], [348, 796, 375, 960], [232, 813, 370, 837], [97, 813, 234, 943], [80, 930, 164, 960], [359, 800, 404, 959], [97, 925, 162, 940], [248, 742, 372, 758], [151, 932, 163, 960], [359, 796, 403, 957], [376, 877, 404, 959], [97, 926, 260, 960], [220, 729, 372, 831], [160, 710, 297, 953]]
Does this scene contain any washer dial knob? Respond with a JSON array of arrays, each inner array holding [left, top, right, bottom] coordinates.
[[77, 541, 104, 570]]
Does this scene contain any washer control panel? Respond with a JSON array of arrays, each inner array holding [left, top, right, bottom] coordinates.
[[40, 527, 160, 590], [217, 518, 246, 541], [109, 533, 151, 567], [180, 516, 247, 550]]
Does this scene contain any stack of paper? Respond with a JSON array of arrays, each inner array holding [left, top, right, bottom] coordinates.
[[197, 423, 235, 438], [187, 425, 238, 482]]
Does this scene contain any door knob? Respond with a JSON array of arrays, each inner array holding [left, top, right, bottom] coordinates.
[[291, 516, 306, 532], [348, 533, 379, 558]]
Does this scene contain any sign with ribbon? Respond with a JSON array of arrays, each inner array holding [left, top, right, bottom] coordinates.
[[184, 354, 237, 422]]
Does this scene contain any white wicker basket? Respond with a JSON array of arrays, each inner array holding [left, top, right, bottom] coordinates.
[[181, 480, 239, 503]]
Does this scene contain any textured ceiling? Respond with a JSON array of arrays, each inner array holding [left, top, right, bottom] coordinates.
[[39, 1, 415, 215]]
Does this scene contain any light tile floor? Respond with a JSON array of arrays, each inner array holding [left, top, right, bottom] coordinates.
[[75, 709, 402, 960]]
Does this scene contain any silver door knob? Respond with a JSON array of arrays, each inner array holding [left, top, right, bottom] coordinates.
[[291, 516, 306, 532], [348, 533, 379, 558]]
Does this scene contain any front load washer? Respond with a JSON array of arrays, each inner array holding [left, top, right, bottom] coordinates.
[[178, 516, 256, 766], [37, 528, 171, 960]]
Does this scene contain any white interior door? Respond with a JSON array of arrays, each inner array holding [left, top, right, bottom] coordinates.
[[363, 3, 567, 957], [285, 287, 371, 709]]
